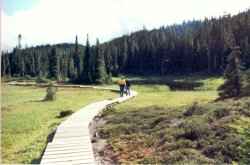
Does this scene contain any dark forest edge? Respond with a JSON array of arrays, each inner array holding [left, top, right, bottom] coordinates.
[[1, 9, 250, 85]]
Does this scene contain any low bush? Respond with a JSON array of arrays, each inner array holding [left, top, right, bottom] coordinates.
[[241, 69, 250, 97], [213, 108, 230, 119], [240, 128, 250, 164], [138, 156, 159, 164], [100, 97, 249, 164], [44, 83, 57, 101], [150, 117, 166, 129], [202, 133, 242, 163], [166, 139, 195, 151], [178, 118, 210, 140], [58, 110, 73, 118], [183, 102, 206, 116], [98, 123, 137, 139], [161, 148, 215, 164]]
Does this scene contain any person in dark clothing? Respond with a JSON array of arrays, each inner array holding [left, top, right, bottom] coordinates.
[[117, 79, 126, 97], [125, 79, 131, 96]]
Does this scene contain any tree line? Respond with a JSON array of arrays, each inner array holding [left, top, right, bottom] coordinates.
[[100, 9, 250, 75], [1, 35, 111, 84], [1, 9, 250, 83]]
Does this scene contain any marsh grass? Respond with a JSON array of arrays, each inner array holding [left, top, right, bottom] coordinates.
[[0, 74, 228, 163], [1, 84, 116, 164], [100, 97, 250, 164], [98, 75, 250, 164]]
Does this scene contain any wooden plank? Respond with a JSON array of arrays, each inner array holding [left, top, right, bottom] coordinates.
[[55, 128, 90, 133], [41, 157, 95, 164], [43, 151, 94, 158], [45, 146, 92, 152], [41, 160, 95, 165], [52, 136, 91, 141], [56, 127, 90, 131], [44, 148, 92, 154], [46, 143, 92, 149], [40, 89, 137, 164], [54, 133, 90, 138], [57, 126, 88, 130], [53, 134, 90, 139], [41, 153, 94, 161]]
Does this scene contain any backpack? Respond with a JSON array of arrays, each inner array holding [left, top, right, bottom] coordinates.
[[118, 79, 126, 85]]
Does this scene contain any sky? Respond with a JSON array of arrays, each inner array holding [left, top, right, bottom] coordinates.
[[1, 0, 250, 51]]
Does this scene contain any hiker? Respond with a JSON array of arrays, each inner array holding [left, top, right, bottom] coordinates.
[[117, 78, 126, 97], [125, 79, 131, 96]]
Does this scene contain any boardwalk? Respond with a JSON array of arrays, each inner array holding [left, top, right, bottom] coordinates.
[[40, 89, 137, 165]]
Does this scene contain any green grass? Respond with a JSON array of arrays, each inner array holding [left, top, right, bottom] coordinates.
[[97, 75, 250, 163], [116, 85, 218, 111], [0, 74, 226, 163], [1, 84, 116, 164], [111, 75, 223, 111], [112, 74, 224, 90]]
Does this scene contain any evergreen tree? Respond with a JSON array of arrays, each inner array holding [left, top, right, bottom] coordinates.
[[94, 38, 109, 84], [241, 37, 250, 68], [82, 34, 93, 83], [1, 53, 6, 76], [68, 58, 77, 80], [34, 51, 41, 76], [20, 55, 25, 76], [1, 9, 250, 80], [241, 69, 250, 97], [89, 46, 97, 83], [73, 35, 82, 80], [218, 46, 242, 98], [10, 48, 21, 76], [48, 47, 59, 79]]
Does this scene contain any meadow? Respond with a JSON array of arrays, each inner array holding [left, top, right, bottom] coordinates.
[[2, 74, 249, 164], [97, 75, 250, 164], [111, 74, 223, 111], [1, 84, 116, 164]]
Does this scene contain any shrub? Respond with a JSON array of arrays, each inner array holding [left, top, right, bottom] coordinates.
[[241, 69, 250, 97], [98, 123, 137, 139], [150, 117, 165, 129], [202, 145, 223, 160], [218, 47, 242, 99], [179, 118, 210, 140], [213, 108, 230, 119], [202, 133, 242, 163], [138, 156, 159, 164], [240, 128, 250, 164], [58, 110, 73, 118], [183, 102, 206, 116], [44, 83, 57, 101], [105, 72, 113, 84], [162, 148, 215, 164], [221, 135, 242, 162], [166, 139, 195, 151]]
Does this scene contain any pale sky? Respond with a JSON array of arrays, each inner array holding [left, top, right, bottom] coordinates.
[[1, 0, 250, 51]]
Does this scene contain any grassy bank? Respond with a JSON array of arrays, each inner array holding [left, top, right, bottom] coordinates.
[[2, 84, 116, 164], [96, 75, 250, 164], [99, 97, 250, 164]]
